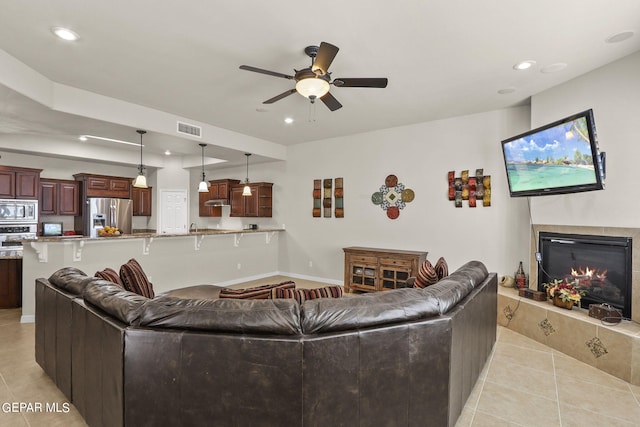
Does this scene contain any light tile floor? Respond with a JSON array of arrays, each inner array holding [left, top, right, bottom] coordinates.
[[1, 276, 639, 426]]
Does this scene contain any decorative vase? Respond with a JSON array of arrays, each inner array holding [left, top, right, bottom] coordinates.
[[552, 296, 574, 310]]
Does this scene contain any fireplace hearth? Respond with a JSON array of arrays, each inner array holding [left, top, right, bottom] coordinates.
[[537, 232, 632, 318]]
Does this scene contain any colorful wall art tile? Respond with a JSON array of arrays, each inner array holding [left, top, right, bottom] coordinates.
[[448, 169, 491, 208], [313, 178, 344, 218], [371, 174, 415, 220]]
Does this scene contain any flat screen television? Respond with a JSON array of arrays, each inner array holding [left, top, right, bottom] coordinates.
[[501, 109, 605, 197]]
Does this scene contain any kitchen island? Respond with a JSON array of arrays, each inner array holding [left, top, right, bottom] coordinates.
[[20, 228, 284, 322]]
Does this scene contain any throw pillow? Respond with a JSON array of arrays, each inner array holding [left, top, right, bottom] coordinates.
[[434, 257, 449, 280], [414, 259, 438, 288], [95, 268, 124, 288], [119, 259, 155, 298], [219, 281, 295, 299], [272, 285, 343, 304]]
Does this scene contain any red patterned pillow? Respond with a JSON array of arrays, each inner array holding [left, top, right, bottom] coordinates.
[[219, 281, 295, 300], [434, 257, 449, 280], [119, 259, 155, 298], [95, 268, 124, 288], [414, 259, 438, 288], [272, 285, 343, 304]]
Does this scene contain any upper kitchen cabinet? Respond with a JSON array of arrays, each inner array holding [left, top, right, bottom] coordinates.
[[73, 173, 132, 199], [39, 179, 80, 216], [0, 166, 42, 199], [199, 179, 240, 217], [230, 182, 273, 217], [132, 186, 152, 216]]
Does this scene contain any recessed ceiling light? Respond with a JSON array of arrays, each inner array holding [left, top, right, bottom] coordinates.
[[540, 63, 567, 73], [164, 150, 171, 156], [497, 87, 516, 95], [284, 117, 294, 124], [79, 134, 142, 147], [513, 60, 536, 71], [605, 31, 635, 44], [51, 27, 79, 41]]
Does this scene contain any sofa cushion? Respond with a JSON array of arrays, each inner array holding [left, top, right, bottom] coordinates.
[[434, 257, 449, 280], [120, 259, 155, 299], [83, 279, 149, 324], [48, 267, 94, 295], [414, 259, 438, 288], [95, 268, 124, 288], [301, 288, 440, 333], [272, 285, 343, 304], [137, 297, 302, 334], [219, 281, 295, 300]]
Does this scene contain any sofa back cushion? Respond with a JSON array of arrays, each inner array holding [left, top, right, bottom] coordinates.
[[82, 279, 149, 324], [219, 281, 295, 300], [301, 288, 440, 333], [422, 260, 488, 314], [272, 285, 343, 304], [120, 259, 155, 298], [48, 267, 94, 295], [138, 297, 302, 335]]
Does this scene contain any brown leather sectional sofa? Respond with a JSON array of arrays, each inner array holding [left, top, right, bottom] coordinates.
[[35, 260, 497, 427]]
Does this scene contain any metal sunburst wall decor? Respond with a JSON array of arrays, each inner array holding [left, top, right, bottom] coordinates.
[[371, 174, 415, 220]]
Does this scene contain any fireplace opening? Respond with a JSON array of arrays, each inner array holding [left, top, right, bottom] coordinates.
[[537, 232, 632, 318]]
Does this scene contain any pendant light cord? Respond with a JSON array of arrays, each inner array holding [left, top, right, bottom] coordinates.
[[245, 153, 251, 183], [136, 130, 146, 174]]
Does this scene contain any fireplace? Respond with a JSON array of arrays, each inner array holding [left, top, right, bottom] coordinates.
[[537, 232, 632, 318]]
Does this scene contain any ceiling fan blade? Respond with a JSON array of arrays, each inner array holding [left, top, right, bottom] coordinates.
[[332, 78, 388, 88], [239, 65, 294, 80], [320, 92, 342, 111], [311, 42, 339, 76], [263, 89, 297, 104]]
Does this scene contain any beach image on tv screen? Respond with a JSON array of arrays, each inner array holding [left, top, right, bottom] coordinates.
[[503, 117, 597, 192]]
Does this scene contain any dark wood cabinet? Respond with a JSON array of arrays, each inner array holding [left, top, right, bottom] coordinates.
[[230, 182, 273, 217], [74, 173, 132, 199], [132, 186, 152, 216], [343, 247, 427, 293], [39, 179, 80, 216], [0, 258, 22, 308], [198, 179, 240, 217], [0, 166, 41, 199]]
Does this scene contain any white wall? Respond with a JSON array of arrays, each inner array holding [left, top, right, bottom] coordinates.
[[278, 106, 532, 280], [530, 52, 640, 227]]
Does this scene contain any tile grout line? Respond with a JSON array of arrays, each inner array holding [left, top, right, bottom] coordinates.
[[551, 353, 564, 427]]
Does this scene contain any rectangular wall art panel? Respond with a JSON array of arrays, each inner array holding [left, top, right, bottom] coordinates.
[[448, 169, 491, 208], [312, 178, 344, 218]]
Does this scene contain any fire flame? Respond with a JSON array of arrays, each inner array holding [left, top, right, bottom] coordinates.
[[570, 266, 607, 280]]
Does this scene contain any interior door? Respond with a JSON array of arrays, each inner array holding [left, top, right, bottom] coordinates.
[[160, 190, 188, 234]]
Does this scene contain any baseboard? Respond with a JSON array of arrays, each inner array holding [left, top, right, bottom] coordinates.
[[21, 314, 35, 324], [275, 271, 343, 286]]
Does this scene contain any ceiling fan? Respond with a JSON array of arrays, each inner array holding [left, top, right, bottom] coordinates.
[[239, 42, 388, 111]]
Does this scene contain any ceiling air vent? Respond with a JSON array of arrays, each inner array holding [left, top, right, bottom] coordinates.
[[177, 121, 202, 138]]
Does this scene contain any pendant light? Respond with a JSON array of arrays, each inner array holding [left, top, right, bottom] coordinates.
[[132, 130, 148, 188], [198, 143, 209, 192], [242, 153, 252, 196]]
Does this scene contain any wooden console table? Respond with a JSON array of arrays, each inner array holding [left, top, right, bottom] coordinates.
[[343, 247, 427, 293]]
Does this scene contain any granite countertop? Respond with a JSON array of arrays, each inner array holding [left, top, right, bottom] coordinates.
[[22, 228, 285, 243]]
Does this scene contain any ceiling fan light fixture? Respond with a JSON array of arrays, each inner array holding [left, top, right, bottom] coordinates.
[[295, 77, 330, 99]]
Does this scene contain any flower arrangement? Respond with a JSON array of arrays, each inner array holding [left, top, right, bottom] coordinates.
[[542, 279, 585, 303]]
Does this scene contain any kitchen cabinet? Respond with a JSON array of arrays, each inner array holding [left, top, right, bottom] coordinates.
[[132, 186, 152, 216], [39, 179, 80, 216], [0, 258, 22, 308], [343, 247, 427, 293], [230, 182, 272, 217], [0, 166, 41, 199], [198, 179, 240, 217], [74, 173, 132, 199]]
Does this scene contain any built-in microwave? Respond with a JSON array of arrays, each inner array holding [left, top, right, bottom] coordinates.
[[0, 199, 38, 223]]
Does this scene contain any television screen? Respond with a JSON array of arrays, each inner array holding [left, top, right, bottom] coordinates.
[[42, 222, 63, 236], [501, 109, 604, 197]]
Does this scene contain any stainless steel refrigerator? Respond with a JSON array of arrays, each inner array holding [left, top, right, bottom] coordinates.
[[82, 198, 132, 237]]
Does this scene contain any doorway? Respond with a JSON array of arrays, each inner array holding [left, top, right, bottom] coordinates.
[[159, 190, 188, 234]]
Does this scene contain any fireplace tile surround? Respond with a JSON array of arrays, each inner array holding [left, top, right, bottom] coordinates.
[[497, 224, 640, 386]]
